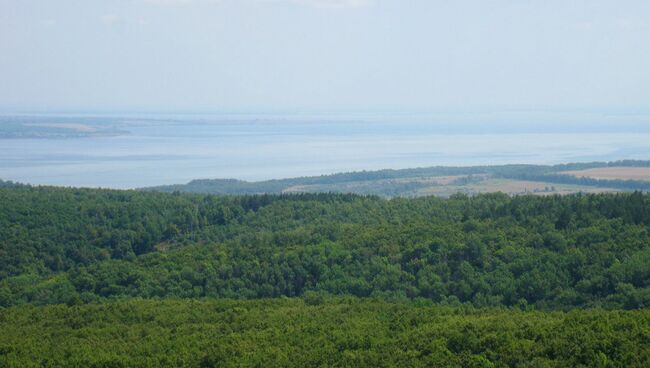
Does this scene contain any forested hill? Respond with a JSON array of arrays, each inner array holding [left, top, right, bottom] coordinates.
[[144, 160, 650, 197], [1, 185, 649, 309], [0, 179, 22, 188]]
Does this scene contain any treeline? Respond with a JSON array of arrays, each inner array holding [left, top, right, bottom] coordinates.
[[145, 166, 493, 195], [501, 173, 650, 191], [145, 160, 650, 196], [2, 186, 649, 308], [0, 179, 22, 188], [551, 159, 650, 171], [1, 298, 649, 367]]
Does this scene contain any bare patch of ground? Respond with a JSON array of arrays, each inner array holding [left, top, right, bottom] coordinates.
[[415, 178, 619, 197], [283, 174, 618, 197], [563, 167, 650, 181]]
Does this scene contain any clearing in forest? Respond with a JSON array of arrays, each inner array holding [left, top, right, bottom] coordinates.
[[564, 167, 650, 181]]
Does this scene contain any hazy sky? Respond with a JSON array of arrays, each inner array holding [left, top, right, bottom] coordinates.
[[1, 0, 649, 113]]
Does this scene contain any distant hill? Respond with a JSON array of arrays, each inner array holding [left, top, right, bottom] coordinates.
[[0, 116, 126, 138], [0, 179, 23, 188], [144, 160, 650, 197]]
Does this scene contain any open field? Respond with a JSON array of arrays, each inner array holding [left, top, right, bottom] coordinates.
[[416, 178, 619, 197], [147, 161, 650, 197], [283, 175, 620, 197], [282, 175, 456, 192], [564, 167, 650, 181], [282, 175, 486, 196]]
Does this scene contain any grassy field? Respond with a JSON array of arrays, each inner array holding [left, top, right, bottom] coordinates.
[[284, 175, 619, 197], [1, 298, 649, 367], [148, 161, 650, 197], [564, 166, 650, 181], [417, 178, 619, 196], [282, 175, 478, 196]]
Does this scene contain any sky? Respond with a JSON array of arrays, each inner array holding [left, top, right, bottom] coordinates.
[[1, 0, 649, 113]]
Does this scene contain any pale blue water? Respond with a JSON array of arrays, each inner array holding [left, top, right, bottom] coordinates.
[[1, 113, 650, 189]]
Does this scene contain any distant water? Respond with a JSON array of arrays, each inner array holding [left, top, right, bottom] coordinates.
[[2, 113, 650, 189]]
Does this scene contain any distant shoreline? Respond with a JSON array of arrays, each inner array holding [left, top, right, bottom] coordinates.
[[4, 160, 649, 198]]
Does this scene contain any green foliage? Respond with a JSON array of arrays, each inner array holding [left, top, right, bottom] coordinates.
[[502, 172, 650, 191], [1, 186, 650, 309], [1, 184, 649, 366], [0, 298, 648, 367], [146, 160, 650, 196]]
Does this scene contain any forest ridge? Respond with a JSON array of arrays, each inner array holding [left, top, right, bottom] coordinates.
[[1, 179, 650, 366], [145, 160, 650, 197], [1, 185, 648, 309]]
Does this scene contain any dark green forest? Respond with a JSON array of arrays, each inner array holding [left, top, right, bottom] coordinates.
[[1, 186, 649, 308], [1, 185, 650, 366]]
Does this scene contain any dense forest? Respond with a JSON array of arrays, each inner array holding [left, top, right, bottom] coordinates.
[[1, 185, 650, 366], [2, 298, 649, 367], [1, 185, 649, 308]]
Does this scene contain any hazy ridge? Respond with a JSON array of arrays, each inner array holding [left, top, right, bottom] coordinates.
[[144, 160, 650, 197]]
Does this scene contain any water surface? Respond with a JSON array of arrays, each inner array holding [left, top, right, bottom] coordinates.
[[2, 114, 650, 188]]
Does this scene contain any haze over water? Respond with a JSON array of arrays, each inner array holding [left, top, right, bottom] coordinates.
[[2, 1, 649, 189], [2, 113, 650, 189]]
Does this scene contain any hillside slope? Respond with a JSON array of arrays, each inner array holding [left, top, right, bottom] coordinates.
[[1, 186, 649, 309], [144, 160, 650, 197]]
